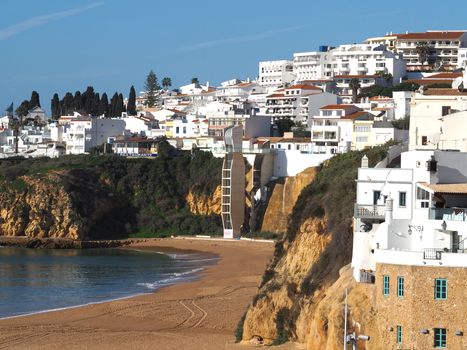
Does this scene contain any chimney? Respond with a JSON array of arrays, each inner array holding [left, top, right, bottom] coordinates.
[[361, 155, 369, 168], [385, 195, 393, 225]]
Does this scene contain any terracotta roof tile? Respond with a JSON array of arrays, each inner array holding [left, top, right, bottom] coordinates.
[[397, 31, 465, 40], [320, 104, 358, 110]]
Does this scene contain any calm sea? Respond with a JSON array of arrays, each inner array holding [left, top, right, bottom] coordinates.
[[0, 247, 217, 319]]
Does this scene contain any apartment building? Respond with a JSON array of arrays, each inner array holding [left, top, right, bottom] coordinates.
[[394, 31, 467, 71], [265, 84, 339, 124], [258, 60, 295, 89], [334, 74, 386, 103], [409, 87, 467, 151], [292, 44, 406, 84], [352, 150, 467, 349]]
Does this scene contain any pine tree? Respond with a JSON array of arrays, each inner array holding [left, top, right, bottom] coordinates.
[[73, 91, 82, 112], [92, 92, 100, 116], [29, 91, 40, 110], [116, 93, 125, 117], [144, 70, 159, 107], [127, 86, 137, 115], [99, 93, 109, 117], [83, 86, 95, 115], [51, 93, 61, 119], [62, 92, 74, 116], [110, 92, 119, 117]]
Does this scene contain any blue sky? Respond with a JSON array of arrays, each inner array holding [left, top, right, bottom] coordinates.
[[1, 0, 467, 113]]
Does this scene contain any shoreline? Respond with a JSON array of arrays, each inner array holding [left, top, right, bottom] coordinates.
[[0, 238, 286, 350]]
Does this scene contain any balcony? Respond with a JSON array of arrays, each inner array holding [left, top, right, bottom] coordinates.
[[354, 204, 386, 220], [429, 207, 467, 222]]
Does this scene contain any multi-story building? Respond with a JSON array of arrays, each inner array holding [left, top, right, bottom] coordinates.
[[258, 60, 295, 89], [394, 31, 467, 71], [265, 84, 339, 124], [363, 33, 399, 51], [352, 150, 467, 349], [334, 74, 387, 103], [409, 87, 467, 151], [292, 44, 406, 84]]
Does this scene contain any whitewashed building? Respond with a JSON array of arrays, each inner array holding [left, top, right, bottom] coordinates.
[[258, 60, 295, 89]]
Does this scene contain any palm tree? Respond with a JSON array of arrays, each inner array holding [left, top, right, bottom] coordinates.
[[162, 77, 172, 90], [415, 41, 430, 65], [349, 78, 361, 103]]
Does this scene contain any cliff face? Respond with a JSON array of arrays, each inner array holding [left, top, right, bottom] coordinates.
[[186, 185, 221, 216], [0, 171, 116, 240], [260, 168, 316, 234], [242, 146, 390, 349], [0, 148, 223, 240]]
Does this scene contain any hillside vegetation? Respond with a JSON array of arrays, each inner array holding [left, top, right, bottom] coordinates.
[[242, 144, 391, 348], [0, 142, 223, 239]]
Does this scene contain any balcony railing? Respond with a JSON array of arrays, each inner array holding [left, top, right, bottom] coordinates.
[[423, 249, 443, 260], [429, 207, 467, 222], [354, 204, 386, 219]]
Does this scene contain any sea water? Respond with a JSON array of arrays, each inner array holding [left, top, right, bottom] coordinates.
[[0, 247, 217, 318]]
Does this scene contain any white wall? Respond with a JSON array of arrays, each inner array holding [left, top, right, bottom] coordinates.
[[273, 151, 332, 177]]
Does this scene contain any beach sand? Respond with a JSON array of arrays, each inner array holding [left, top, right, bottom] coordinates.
[[0, 238, 298, 350]]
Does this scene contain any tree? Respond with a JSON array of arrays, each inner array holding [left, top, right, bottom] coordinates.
[[51, 94, 61, 119], [415, 41, 430, 65], [349, 78, 361, 103], [116, 93, 125, 117], [99, 93, 109, 117], [109, 92, 119, 117], [144, 70, 159, 107], [62, 92, 74, 116], [127, 86, 137, 115], [274, 118, 295, 136], [12, 100, 29, 153], [73, 91, 82, 112], [82, 86, 95, 115], [162, 77, 172, 90], [191, 77, 199, 85], [28, 91, 40, 109]]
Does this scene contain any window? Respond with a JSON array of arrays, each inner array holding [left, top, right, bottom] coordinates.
[[397, 276, 404, 297], [421, 135, 428, 145], [442, 106, 451, 116], [434, 328, 447, 348], [373, 191, 381, 205], [435, 278, 448, 300], [356, 136, 369, 143], [396, 325, 402, 344], [383, 275, 390, 296], [399, 192, 406, 207]]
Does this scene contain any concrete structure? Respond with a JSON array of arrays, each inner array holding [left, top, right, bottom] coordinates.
[[457, 47, 467, 68], [258, 60, 295, 89], [394, 31, 467, 71], [221, 126, 245, 238], [392, 91, 412, 120], [409, 88, 467, 151], [265, 85, 339, 124]]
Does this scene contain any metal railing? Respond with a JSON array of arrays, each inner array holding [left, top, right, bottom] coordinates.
[[429, 208, 467, 222], [354, 204, 386, 219], [423, 249, 442, 260]]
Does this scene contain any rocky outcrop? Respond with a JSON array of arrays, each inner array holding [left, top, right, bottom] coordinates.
[[260, 168, 316, 234], [186, 186, 221, 216], [0, 171, 119, 240], [242, 146, 390, 349]]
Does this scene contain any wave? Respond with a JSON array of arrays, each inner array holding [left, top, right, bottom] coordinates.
[[137, 267, 204, 290]]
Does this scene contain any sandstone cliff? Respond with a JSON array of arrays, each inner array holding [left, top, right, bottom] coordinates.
[[186, 185, 221, 216], [260, 168, 316, 234], [242, 146, 390, 349]]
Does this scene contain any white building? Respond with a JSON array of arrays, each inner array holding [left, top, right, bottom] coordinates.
[[64, 117, 126, 154], [409, 87, 467, 151], [258, 60, 295, 89], [457, 47, 467, 68], [352, 150, 467, 282], [265, 84, 339, 124], [292, 44, 406, 84], [394, 31, 467, 71]]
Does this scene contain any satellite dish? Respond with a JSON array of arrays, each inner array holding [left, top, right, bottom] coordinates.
[[430, 132, 441, 146], [452, 76, 463, 90]]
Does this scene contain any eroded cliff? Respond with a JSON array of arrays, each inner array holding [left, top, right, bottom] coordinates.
[[242, 145, 390, 349]]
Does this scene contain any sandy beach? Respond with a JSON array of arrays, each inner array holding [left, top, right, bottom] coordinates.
[[0, 238, 297, 350]]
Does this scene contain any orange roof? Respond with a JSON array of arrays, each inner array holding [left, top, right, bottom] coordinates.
[[320, 104, 358, 110], [397, 31, 465, 40], [298, 79, 333, 83], [406, 79, 454, 85], [428, 72, 463, 79], [372, 107, 392, 111], [369, 96, 393, 101], [341, 111, 367, 120], [419, 182, 467, 194], [424, 88, 467, 96], [167, 108, 187, 115], [335, 75, 379, 79], [285, 84, 322, 91], [266, 93, 286, 98], [235, 82, 255, 87]]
